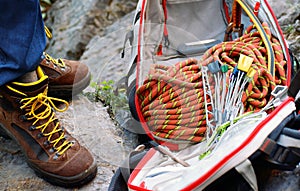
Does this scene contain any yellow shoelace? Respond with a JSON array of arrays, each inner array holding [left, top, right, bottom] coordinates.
[[44, 25, 52, 39], [44, 52, 66, 68], [43, 26, 66, 69], [19, 88, 73, 157]]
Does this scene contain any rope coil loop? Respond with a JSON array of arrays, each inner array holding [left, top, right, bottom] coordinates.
[[137, 58, 209, 142]]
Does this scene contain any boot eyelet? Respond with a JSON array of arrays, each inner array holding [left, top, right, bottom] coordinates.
[[49, 147, 55, 153], [53, 152, 60, 160], [43, 140, 50, 146], [63, 134, 68, 140], [37, 132, 44, 139], [29, 125, 36, 131], [19, 115, 28, 121], [70, 140, 76, 144], [15, 98, 21, 103]]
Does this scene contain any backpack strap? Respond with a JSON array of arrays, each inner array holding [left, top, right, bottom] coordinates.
[[121, 30, 134, 58], [108, 145, 148, 191], [288, 52, 300, 100], [259, 113, 300, 170]]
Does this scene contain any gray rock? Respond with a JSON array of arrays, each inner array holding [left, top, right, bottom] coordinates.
[[268, 0, 299, 19], [269, 0, 300, 60], [80, 11, 134, 83], [45, 0, 137, 60], [0, 95, 131, 191]]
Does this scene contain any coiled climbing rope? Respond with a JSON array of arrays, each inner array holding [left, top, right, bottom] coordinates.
[[137, 58, 209, 142], [136, 22, 287, 143], [201, 22, 287, 111]]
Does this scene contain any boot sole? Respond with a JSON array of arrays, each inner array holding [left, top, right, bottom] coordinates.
[[0, 123, 97, 188], [48, 72, 91, 98], [29, 159, 98, 188]]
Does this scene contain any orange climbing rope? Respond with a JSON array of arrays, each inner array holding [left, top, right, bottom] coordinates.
[[200, 22, 287, 111], [136, 22, 287, 143], [137, 58, 209, 142]]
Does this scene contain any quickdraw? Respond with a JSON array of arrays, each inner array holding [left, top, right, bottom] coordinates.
[[136, 23, 287, 143]]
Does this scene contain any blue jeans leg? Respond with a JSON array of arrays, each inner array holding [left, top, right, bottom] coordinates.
[[0, 0, 46, 86]]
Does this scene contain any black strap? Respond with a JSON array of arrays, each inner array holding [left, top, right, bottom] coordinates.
[[108, 168, 128, 191], [121, 30, 134, 58], [288, 69, 300, 98], [258, 113, 300, 170], [268, 112, 295, 140], [288, 50, 300, 98], [108, 148, 147, 191], [128, 85, 140, 121], [260, 137, 300, 170]]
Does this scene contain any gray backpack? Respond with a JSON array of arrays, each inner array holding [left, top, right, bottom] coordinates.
[[111, 0, 300, 190]]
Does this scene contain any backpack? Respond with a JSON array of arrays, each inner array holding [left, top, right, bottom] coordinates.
[[110, 0, 300, 190]]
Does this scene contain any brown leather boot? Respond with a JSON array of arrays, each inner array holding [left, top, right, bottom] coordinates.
[[0, 67, 97, 187], [40, 52, 91, 98]]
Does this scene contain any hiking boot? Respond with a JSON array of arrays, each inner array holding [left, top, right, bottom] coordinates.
[[40, 52, 91, 98], [0, 66, 97, 187]]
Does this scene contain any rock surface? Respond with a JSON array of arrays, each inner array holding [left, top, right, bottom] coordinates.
[[0, 95, 128, 191], [45, 0, 136, 61], [271, 0, 300, 60], [0, 0, 299, 191]]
